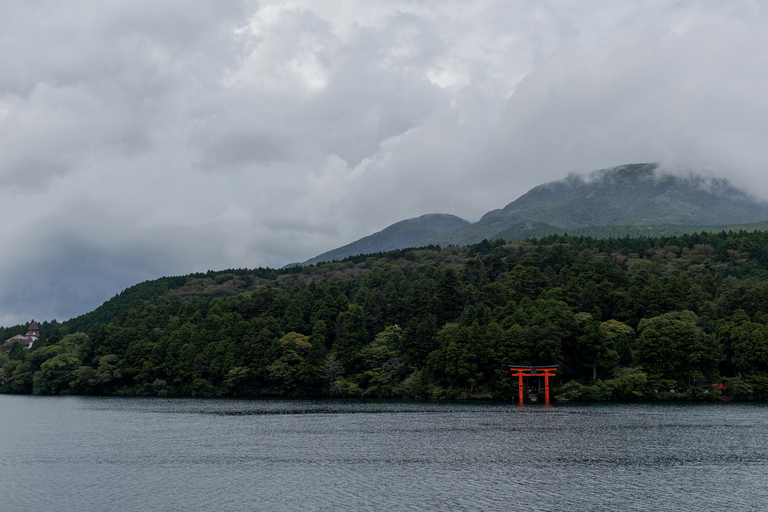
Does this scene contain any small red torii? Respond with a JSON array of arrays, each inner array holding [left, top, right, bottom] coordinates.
[[508, 365, 558, 404]]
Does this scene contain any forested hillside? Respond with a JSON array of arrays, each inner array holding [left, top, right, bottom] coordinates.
[[3, 230, 768, 401]]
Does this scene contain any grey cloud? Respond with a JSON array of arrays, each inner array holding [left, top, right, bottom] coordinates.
[[0, 235, 168, 324], [2, 0, 768, 325], [196, 130, 291, 169], [118, 125, 154, 157], [324, 115, 413, 168], [0, 217, 237, 325], [480, 5, 768, 201]]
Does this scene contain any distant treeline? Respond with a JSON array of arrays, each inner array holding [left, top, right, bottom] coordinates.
[[3, 231, 768, 401], [492, 220, 768, 244]]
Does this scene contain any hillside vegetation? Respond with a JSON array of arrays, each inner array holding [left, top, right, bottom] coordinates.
[[3, 229, 768, 401], [492, 220, 768, 243]]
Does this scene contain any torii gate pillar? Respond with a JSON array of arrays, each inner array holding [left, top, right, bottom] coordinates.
[[508, 365, 558, 404]]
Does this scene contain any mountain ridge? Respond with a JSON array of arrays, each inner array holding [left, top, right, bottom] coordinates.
[[425, 163, 768, 246], [300, 213, 468, 266]]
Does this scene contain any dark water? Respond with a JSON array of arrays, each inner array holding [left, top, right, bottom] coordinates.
[[1, 396, 766, 511]]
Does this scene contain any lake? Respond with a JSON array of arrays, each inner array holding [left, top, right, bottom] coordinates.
[[0, 396, 766, 511]]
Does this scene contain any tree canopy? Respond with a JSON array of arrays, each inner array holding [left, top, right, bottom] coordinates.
[[4, 230, 768, 401]]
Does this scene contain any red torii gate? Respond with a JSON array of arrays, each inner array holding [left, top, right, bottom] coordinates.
[[508, 365, 558, 404]]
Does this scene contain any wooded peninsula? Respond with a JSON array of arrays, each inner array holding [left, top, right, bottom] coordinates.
[[3, 230, 768, 401]]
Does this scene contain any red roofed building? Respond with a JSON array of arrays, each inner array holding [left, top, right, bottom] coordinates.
[[4, 322, 40, 349]]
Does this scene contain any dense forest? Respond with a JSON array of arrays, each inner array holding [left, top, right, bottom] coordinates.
[[3, 230, 768, 401]]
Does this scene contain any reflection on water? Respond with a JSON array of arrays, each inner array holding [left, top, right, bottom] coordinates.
[[1, 397, 766, 511]]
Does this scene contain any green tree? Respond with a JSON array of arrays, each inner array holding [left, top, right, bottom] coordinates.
[[331, 305, 369, 372], [33, 353, 80, 395], [576, 312, 618, 381], [601, 319, 636, 367], [635, 311, 719, 385], [729, 321, 768, 375]]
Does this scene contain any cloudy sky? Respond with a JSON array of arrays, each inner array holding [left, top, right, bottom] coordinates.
[[3, 0, 768, 325]]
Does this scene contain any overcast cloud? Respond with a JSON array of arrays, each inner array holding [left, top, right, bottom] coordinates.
[[2, 0, 768, 325]]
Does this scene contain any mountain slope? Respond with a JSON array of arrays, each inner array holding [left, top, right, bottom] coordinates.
[[426, 163, 768, 247], [301, 213, 468, 266]]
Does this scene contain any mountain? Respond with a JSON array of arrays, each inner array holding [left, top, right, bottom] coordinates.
[[300, 213, 469, 266], [52, 163, 768, 334], [426, 163, 768, 247]]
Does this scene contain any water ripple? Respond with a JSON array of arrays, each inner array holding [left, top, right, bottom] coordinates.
[[1, 397, 767, 511]]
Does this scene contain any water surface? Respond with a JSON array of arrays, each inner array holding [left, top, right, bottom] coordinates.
[[1, 396, 766, 511]]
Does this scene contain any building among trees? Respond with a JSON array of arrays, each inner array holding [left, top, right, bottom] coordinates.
[[4, 322, 40, 349]]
